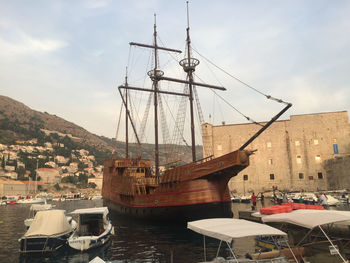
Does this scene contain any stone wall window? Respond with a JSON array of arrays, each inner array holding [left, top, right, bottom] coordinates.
[[295, 140, 300, 146], [314, 139, 319, 145], [267, 142, 272, 148], [268, 159, 273, 165], [315, 155, 321, 162], [333, 143, 339, 154], [243, 174, 248, 181], [296, 155, 302, 164], [269, 174, 275, 180], [333, 138, 339, 154], [298, 173, 304, 179], [309, 176, 314, 180], [318, 172, 323, 179]]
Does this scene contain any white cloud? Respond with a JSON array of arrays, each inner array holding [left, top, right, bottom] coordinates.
[[0, 31, 67, 56], [1, 1, 349, 138], [85, 0, 111, 9]]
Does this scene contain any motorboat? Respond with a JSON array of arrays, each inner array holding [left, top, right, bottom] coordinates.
[[17, 197, 46, 204], [261, 209, 350, 263], [289, 192, 317, 205], [325, 194, 340, 206], [90, 195, 102, 200], [24, 204, 54, 228], [68, 207, 114, 251], [340, 194, 349, 204], [5, 195, 19, 204], [240, 195, 251, 204], [19, 209, 77, 253], [187, 218, 299, 262], [231, 196, 241, 203]]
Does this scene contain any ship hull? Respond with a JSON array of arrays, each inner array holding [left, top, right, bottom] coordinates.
[[104, 198, 233, 222], [102, 150, 251, 222]]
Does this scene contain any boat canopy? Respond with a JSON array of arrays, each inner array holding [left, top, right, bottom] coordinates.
[[70, 207, 109, 217], [187, 218, 287, 243], [29, 204, 52, 211], [24, 209, 71, 237], [262, 209, 350, 229]]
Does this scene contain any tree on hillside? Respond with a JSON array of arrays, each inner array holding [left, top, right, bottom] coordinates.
[[16, 166, 26, 179], [61, 176, 77, 184], [88, 182, 97, 189], [78, 173, 88, 184], [77, 173, 88, 188]]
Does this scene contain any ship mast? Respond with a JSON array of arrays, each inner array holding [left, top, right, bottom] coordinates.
[[125, 67, 129, 158], [181, 1, 198, 162], [119, 11, 225, 174], [125, 15, 183, 176], [152, 14, 160, 176]]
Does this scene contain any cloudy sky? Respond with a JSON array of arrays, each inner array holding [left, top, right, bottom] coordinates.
[[1, 0, 349, 142]]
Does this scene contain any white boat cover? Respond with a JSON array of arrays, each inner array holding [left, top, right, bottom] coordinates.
[[30, 204, 52, 211], [70, 207, 109, 217], [187, 218, 287, 243], [24, 209, 71, 237], [262, 209, 350, 229]]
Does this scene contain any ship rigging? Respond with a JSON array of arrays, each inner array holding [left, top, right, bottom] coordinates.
[[102, 2, 291, 222]]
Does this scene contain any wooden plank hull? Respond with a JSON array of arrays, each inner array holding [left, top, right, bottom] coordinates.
[[102, 149, 251, 222], [104, 199, 233, 222]]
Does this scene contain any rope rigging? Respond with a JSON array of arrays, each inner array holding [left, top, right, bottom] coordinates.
[[119, 25, 292, 163], [194, 73, 264, 127], [191, 46, 291, 106], [114, 92, 124, 154]]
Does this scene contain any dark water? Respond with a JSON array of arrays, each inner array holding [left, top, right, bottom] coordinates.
[[0, 200, 255, 263], [1, 200, 349, 263]]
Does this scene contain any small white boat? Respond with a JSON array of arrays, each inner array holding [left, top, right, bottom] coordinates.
[[325, 194, 340, 206], [90, 195, 102, 200], [240, 195, 251, 203], [68, 207, 114, 251], [17, 197, 46, 204], [339, 194, 349, 203], [19, 209, 77, 253], [230, 196, 241, 203], [24, 204, 54, 228], [5, 195, 19, 204], [290, 192, 317, 204], [188, 218, 297, 262]]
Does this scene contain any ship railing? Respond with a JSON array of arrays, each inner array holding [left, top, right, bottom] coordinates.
[[115, 159, 151, 168], [195, 155, 214, 164], [164, 159, 182, 170], [136, 177, 160, 186]]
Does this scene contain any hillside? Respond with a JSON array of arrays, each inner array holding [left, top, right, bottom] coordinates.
[[0, 95, 202, 164], [0, 95, 110, 149]]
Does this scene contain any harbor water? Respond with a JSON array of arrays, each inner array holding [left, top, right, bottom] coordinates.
[[0, 199, 349, 263]]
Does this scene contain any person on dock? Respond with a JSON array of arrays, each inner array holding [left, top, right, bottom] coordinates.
[[251, 192, 257, 210], [299, 195, 304, 203], [260, 192, 265, 206], [318, 193, 328, 209], [273, 193, 278, 205], [282, 192, 288, 203]]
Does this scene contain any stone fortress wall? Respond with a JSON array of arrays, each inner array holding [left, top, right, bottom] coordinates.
[[202, 111, 350, 194]]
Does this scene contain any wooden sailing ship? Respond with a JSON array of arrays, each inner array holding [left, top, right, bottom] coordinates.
[[102, 5, 291, 222]]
